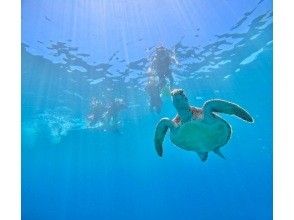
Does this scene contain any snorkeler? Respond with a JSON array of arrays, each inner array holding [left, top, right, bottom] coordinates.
[[87, 98, 106, 127], [145, 76, 162, 113], [104, 98, 126, 124], [102, 98, 127, 132], [149, 46, 177, 90], [88, 97, 126, 131]]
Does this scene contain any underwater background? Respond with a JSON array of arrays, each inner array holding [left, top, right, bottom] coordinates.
[[22, 0, 272, 219]]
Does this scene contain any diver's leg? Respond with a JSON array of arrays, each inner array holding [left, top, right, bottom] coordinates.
[[155, 105, 161, 114], [166, 71, 174, 87], [149, 104, 154, 112], [158, 77, 167, 90]]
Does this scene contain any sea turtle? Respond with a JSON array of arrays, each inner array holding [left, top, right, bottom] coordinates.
[[154, 89, 254, 161]]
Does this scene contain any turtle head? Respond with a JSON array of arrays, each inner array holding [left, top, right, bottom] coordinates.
[[171, 89, 190, 110]]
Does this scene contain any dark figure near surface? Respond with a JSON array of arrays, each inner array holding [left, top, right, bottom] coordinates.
[[104, 98, 127, 126], [146, 76, 162, 113], [149, 46, 176, 89], [87, 98, 105, 127], [87, 98, 126, 131], [146, 46, 176, 113]]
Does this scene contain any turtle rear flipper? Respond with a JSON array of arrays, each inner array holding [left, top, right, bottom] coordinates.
[[203, 99, 254, 123], [197, 152, 208, 162], [213, 148, 226, 159]]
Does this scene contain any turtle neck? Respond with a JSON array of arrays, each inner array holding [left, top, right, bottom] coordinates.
[[174, 103, 192, 123]]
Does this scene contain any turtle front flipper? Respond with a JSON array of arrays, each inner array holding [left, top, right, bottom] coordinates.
[[203, 99, 254, 122], [154, 118, 176, 157]]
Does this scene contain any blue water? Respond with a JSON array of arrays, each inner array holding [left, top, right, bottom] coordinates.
[[22, 0, 273, 219]]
